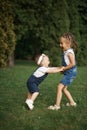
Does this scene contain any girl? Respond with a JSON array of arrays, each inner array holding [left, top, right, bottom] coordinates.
[[25, 54, 64, 110], [48, 33, 78, 110]]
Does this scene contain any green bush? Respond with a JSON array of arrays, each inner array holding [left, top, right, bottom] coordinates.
[[0, 0, 16, 67]]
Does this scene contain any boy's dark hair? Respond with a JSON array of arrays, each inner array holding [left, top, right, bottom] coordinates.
[[34, 54, 41, 64]]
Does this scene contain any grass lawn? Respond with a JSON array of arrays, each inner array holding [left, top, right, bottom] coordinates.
[[0, 60, 87, 130]]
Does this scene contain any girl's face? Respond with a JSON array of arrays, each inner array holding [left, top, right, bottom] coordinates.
[[59, 37, 71, 51]]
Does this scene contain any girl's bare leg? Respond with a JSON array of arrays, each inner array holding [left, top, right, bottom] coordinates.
[[56, 83, 64, 107], [63, 87, 76, 104]]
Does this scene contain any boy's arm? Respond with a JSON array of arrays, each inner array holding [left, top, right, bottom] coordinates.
[[46, 67, 64, 73]]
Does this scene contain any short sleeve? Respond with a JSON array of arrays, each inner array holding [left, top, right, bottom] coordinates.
[[67, 48, 74, 55], [33, 67, 49, 77], [38, 67, 49, 73]]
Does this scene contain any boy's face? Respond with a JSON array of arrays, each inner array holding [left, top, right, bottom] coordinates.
[[41, 56, 50, 66]]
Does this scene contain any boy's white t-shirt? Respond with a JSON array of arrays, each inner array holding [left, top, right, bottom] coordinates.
[[33, 66, 49, 78]]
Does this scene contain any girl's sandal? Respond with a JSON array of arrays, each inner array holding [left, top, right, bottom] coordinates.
[[48, 105, 60, 110], [66, 102, 77, 107]]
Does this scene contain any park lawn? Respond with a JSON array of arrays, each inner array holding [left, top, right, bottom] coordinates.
[[0, 60, 87, 130]]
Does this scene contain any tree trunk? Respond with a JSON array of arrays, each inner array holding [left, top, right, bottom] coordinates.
[[8, 53, 14, 67]]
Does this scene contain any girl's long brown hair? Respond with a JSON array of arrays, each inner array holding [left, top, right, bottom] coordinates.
[[62, 33, 78, 54]]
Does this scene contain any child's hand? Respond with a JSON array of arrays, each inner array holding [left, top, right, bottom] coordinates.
[[60, 66, 65, 71], [60, 66, 65, 73]]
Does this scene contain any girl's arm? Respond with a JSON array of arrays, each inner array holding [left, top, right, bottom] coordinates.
[[63, 52, 75, 71], [46, 67, 64, 73]]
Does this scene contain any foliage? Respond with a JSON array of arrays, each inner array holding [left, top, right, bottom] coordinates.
[[13, 0, 87, 66], [0, 0, 16, 67], [0, 61, 87, 130], [0, 0, 87, 67], [77, 0, 87, 65], [13, 0, 69, 65]]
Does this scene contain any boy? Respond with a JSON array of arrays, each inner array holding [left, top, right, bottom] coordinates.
[[25, 54, 64, 110]]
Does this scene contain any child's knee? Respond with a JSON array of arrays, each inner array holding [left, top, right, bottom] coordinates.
[[58, 83, 64, 91]]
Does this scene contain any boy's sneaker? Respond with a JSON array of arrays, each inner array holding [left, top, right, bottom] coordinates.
[[66, 102, 77, 107], [25, 99, 34, 110], [48, 105, 60, 110]]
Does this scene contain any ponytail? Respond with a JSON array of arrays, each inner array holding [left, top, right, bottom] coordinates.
[[73, 40, 78, 54]]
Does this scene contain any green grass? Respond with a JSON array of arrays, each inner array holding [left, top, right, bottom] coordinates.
[[0, 60, 87, 130]]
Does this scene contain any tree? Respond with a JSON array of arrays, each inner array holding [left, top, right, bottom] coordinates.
[[77, 0, 87, 65], [1, 0, 86, 66], [14, 0, 70, 65], [0, 0, 16, 67]]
